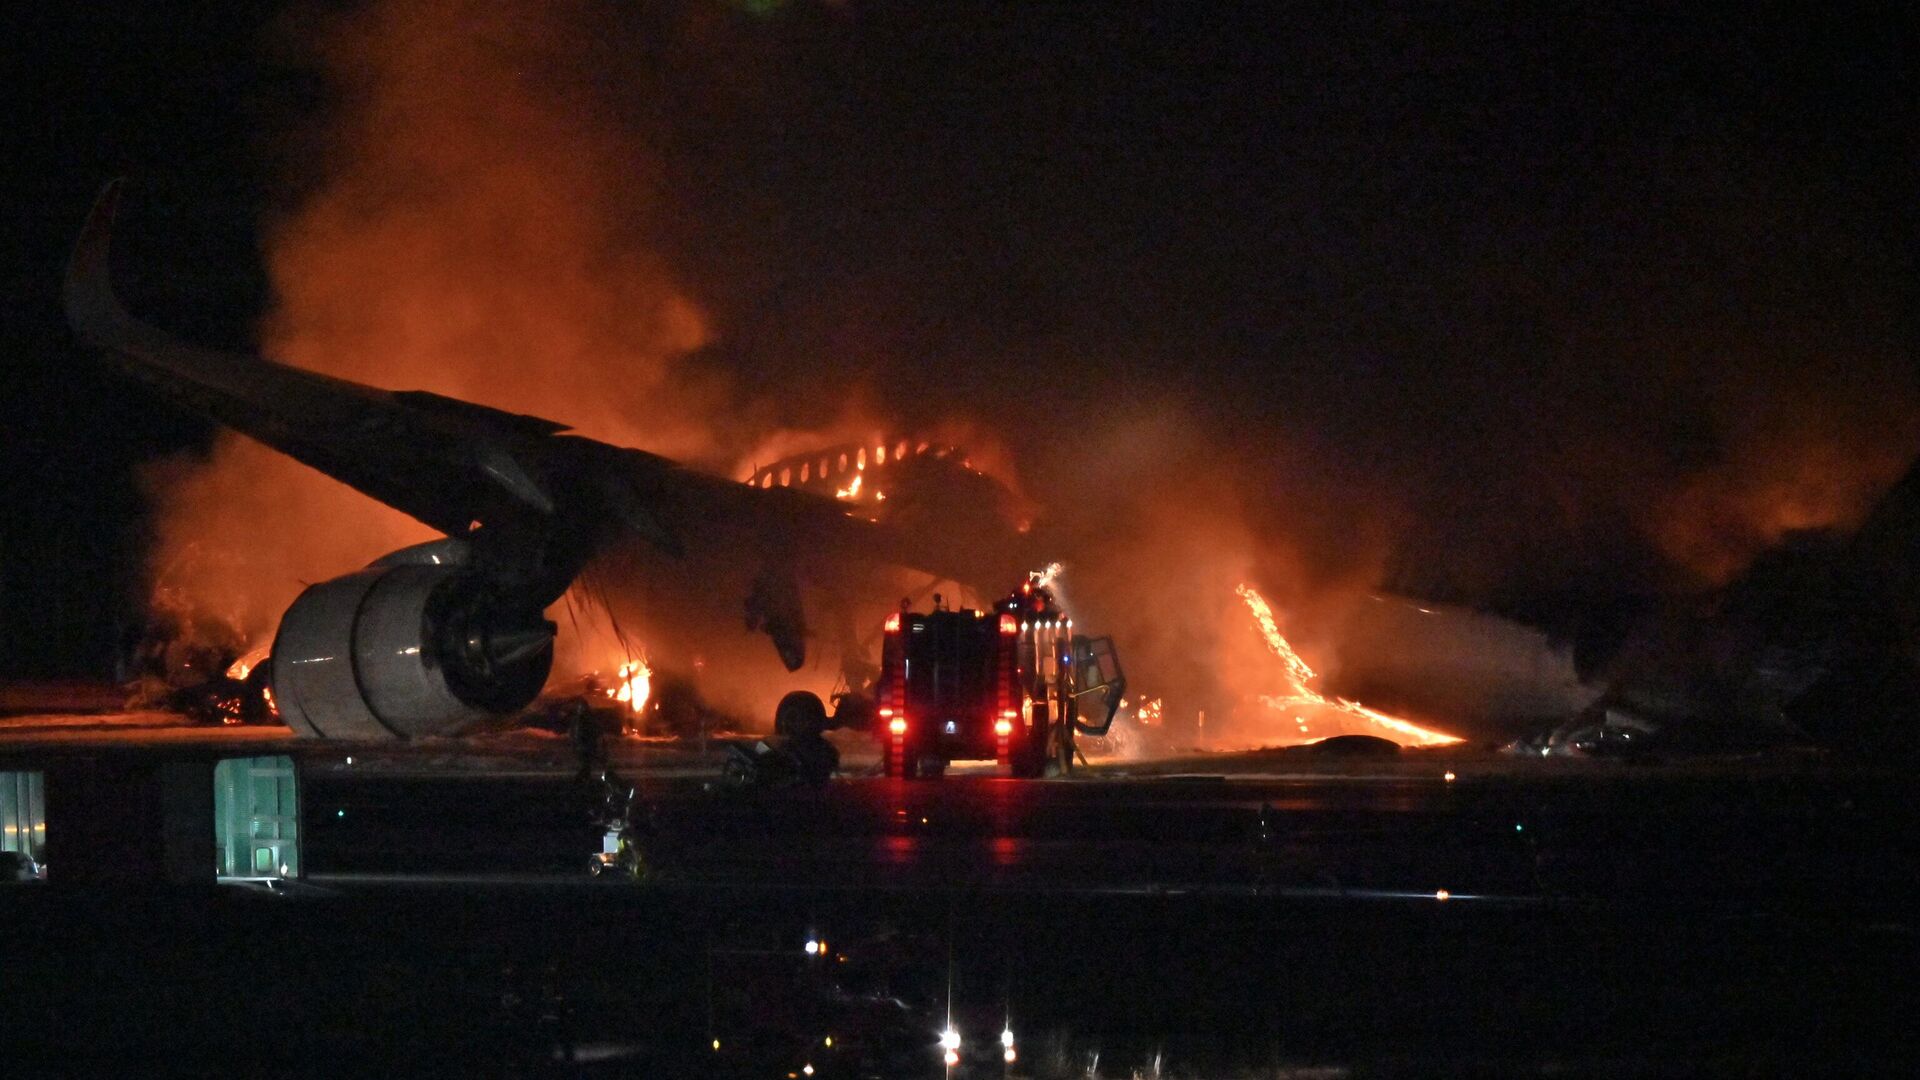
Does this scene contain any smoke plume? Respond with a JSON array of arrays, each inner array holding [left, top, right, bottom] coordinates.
[[138, 1, 1915, 744]]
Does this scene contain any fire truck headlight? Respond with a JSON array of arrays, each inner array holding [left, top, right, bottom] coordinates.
[[994, 719, 1012, 737], [889, 718, 907, 736]]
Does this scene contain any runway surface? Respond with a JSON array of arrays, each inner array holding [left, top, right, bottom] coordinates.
[[299, 765, 1918, 912], [7, 735, 1920, 1076]]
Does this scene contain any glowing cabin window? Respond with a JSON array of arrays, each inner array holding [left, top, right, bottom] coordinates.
[[876, 445, 887, 465], [779, 468, 790, 487], [761, 474, 772, 488], [801, 462, 810, 482], [917, 441, 929, 454], [895, 440, 909, 460], [857, 448, 867, 469], [819, 457, 829, 477], [838, 453, 848, 472]]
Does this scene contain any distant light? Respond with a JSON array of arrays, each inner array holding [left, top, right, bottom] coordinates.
[[345, 755, 354, 765], [336, 809, 346, 818], [940, 1027, 961, 1050], [1435, 889, 1451, 901], [943, 1049, 960, 1067], [994, 720, 1013, 737], [803, 1066, 814, 1077], [824, 1036, 833, 1047], [805, 939, 820, 955], [1000, 1027, 1015, 1048], [1443, 771, 1456, 782], [712, 1039, 721, 1051], [889, 718, 907, 736], [1004, 1047, 1017, 1063], [1515, 823, 1524, 832]]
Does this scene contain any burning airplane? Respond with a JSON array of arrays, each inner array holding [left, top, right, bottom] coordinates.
[[67, 182, 1038, 740]]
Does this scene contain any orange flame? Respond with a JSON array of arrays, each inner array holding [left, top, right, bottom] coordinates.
[[225, 645, 270, 682], [1235, 584, 1462, 747], [608, 658, 652, 715]]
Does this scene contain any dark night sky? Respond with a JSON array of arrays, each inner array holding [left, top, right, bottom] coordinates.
[[3, 1, 1913, 678]]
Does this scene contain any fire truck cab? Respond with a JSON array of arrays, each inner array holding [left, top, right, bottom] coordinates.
[[872, 577, 1124, 779]]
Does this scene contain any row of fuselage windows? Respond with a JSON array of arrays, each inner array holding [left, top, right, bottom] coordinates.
[[755, 439, 948, 489]]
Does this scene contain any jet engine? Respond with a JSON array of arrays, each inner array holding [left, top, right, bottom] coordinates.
[[270, 547, 555, 740]]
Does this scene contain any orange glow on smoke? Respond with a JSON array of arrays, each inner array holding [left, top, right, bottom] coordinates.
[[1235, 583, 1462, 747]]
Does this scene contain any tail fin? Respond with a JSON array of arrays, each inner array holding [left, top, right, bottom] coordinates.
[[63, 180, 134, 347]]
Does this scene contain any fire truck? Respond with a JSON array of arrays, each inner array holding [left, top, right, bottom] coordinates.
[[871, 577, 1124, 779]]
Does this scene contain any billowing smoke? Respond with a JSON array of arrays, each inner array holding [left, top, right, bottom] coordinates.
[[137, 1, 1915, 743], [147, 0, 718, 652]]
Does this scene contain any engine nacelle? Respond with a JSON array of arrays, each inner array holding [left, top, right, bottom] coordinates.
[[269, 563, 554, 739]]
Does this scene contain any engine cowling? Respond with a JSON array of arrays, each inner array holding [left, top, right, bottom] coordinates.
[[269, 563, 554, 739]]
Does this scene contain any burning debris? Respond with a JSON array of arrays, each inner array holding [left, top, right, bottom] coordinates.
[[607, 658, 652, 717], [1235, 584, 1463, 748]]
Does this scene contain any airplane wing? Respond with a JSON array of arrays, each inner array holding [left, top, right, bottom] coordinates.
[[64, 182, 977, 576], [65, 183, 1015, 736]]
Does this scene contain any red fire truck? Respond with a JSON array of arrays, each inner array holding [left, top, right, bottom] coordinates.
[[871, 577, 1124, 779]]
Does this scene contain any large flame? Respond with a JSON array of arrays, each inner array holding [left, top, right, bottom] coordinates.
[[1235, 583, 1462, 747]]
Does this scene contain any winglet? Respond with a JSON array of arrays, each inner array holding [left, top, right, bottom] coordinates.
[[64, 179, 133, 348]]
